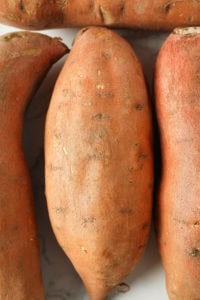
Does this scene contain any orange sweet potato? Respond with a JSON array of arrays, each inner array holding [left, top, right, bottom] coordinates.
[[0, 31, 67, 300], [0, 0, 199, 30], [155, 27, 200, 299], [45, 26, 153, 300]]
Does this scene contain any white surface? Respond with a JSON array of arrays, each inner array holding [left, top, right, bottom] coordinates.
[[0, 24, 169, 300]]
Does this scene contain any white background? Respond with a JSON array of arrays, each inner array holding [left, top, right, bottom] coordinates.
[[0, 24, 169, 300]]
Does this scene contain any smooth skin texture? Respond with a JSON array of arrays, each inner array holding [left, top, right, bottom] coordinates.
[[45, 27, 153, 300], [155, 27, 200, 300], [0, 0, 199, 30], [0, 31, 68, 300]]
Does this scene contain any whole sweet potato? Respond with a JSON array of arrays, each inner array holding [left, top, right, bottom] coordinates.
[[155, 27, 200, 300], [45, 27, 153, 300], [0, 31, 67, 300], [0, 0, 199, 30]]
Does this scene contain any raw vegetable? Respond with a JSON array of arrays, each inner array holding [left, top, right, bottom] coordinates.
[[155, 27, 200, 300], [45, 26, 153, 300], [0, 31, 68, 300], [0, 0, 199, 30]]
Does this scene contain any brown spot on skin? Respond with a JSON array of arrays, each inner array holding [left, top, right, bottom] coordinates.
[[142, 222, 149, 230], [135, 103, 144, 111], [139, 153, 148, 160], [48, 164, 63, 171], [91, 113, 111, 121], [119, 208, 133, 214], [188, 248, 200, 257], [120, 2, 126, 17], [138, 244, 146, 250], [102, 248, 112, 259], [193, 221, 200, 228], [80, 246, 88, 253], [81, 216, 96, 227], [52, 206, 66, 215], [101, 50, 111, 59], [88, 153, 111, 161], [96, 91, 114, 99], [133, 143, 139, 147], [19, 0, 26, 12], [188, 16, 194, 22]]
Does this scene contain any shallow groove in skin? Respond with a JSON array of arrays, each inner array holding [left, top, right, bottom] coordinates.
[[99, 5, 113, 25], [19, 0, 26, 12]]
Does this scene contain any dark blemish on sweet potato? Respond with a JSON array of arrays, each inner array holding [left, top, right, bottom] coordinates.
[[81, 216, 96, 227], [19, 0, 26, 12], [164, 2, 173, 13], [133, 143, 139, 147], [52, 206, 66, 215], [88, 153, 111, 161], [138, 244, 145, 250], [173, 218, 200, 228], [89, 0, 94, 11], [188, 16, 194, 23], [193, 221, 200, 228], [135, 103, 144, 111], [188, 248, 200, 257], [119, 208, 133, 214], [96, 91, 114, 99], [102, 248, 112, 259], [142, 222, 149, 230], [120, 2, 126, 17], [91, 113, 111, 121], [139, 153, 148, 160], [48, 163, 63, 171], [101, 50, 111, 59]]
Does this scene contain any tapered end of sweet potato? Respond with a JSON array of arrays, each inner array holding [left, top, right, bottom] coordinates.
[[84, 280, 113, 300], [0, 31, 69, 121], [0, 31, 69, 62]]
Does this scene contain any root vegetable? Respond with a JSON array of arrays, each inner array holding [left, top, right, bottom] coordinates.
[[155, 26, 200, 300], [45, 26, 153, 300], [0, 31, 68, 300], [0, 0, 199, 31]]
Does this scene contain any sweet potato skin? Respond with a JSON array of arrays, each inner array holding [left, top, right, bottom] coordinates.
[[0, 0, 199, 30], [0, 31, 67, 300], [45, 27, 153, 300], [155, 27, 200, 300]]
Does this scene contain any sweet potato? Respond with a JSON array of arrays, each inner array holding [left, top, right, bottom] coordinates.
[[0, 31, 67, 300], [45, 26, 153, 300], [0, 0, 200, 31], [155, 27, 200, 299]]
